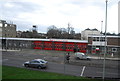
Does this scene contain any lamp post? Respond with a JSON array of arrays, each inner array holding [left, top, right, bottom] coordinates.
[[0, 23, 3, 50], [4, 23, 7, 51], [100, 21, 103, 59], [101, 21, 103, 34], [103, 0, 108, 80]]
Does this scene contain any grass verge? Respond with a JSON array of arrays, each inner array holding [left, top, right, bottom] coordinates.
[[2, 65, 114, 81]]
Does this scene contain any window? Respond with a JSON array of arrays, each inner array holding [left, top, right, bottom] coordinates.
[[35, 61, 40, 63], [0, 23, 2, 27], [96, 37, 99, 41], [40, 61, 45, 63], [93, 37, 96, 41], [5, 24, 7, 27], [30, 61, 40, 63], [112, 48, 117, 52], [101, 37, 105, 41]]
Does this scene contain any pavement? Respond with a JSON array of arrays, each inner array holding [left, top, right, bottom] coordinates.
[[89, 55, 120, 61], [1, 49, 120, 61]]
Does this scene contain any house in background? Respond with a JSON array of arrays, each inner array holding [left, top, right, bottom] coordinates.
[[81, 28, 101, 40], [0, 20, 17, 38]]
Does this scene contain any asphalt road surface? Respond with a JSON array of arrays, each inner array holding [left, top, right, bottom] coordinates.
[[2, 50, 120, 79]]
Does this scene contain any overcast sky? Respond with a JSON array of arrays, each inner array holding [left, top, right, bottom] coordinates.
[[0, 0, 119, 33]]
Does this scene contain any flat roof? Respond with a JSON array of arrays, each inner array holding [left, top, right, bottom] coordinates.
[[0, 37, 88, 43], [88, 35, 120, 38]]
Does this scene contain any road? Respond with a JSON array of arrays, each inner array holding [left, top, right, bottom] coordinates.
[[2, 50, 119, 79]]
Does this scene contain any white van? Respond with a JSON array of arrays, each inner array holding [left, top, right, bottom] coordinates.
[[75, 52, 91, 60]]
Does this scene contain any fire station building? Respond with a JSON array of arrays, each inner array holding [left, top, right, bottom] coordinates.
[[88, 35, 120, 56]]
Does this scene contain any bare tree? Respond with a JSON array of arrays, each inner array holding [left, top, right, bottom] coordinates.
[[47, 25, 76, 39]]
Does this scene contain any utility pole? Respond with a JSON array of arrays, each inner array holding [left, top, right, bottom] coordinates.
[[101, 21, 103, 34], [68, 23, 70, 34], [4, 23, 7, 51], [103, 0, 108, 80], [67, 23, 70, 39], [100, 21, 103, 59]]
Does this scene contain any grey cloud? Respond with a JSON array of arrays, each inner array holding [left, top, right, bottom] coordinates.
[[8, 2, 42, 12], [67, 0, 117, 9], [0, 1, 43, 19], [6, 20, 48, 33], [3, 1, 42, 11], [0, 1, 47, 33]]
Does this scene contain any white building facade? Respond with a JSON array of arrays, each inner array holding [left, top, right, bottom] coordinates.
[[81, 28, 101, 40], [88, 35, 120, 57], [0, 20, 17, 38]]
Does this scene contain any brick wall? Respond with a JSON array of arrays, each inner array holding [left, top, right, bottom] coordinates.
[[107, 37, 120, 46]]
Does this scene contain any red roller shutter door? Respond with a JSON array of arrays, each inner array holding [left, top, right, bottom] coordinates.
[[54, 42, 63, 51], [44, 41, 52, 50], [76, 43, 87, 53], [34, 41, 43, 49], [65, 42, 74, 51]]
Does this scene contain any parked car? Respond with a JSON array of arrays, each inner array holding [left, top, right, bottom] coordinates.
[[23, 59, 48, 69], [75, 52, 91, 60]]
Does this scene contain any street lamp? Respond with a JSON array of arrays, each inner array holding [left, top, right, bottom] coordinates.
[[4, 23, 7, 51], [100, 21, 103, 59], [101, 21, 103, 34], [0, 23, 3, 50], [103, 0, 108, 80]]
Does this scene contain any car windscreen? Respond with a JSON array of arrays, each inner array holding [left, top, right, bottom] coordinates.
[[40, 60, 45, 63]]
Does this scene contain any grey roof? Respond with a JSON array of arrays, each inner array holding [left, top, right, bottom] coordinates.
[[0, 37, 88, 43], [92, 28, 98, 31], [85, 28, 90, 30], [88, 35, 120, 38]]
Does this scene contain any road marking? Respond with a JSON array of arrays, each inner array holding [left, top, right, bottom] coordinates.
[[80, 66, 86, 76]]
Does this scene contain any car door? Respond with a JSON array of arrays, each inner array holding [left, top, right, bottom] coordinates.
[[29, 60, 40, 68], [29, 61, 35, 67], [82, 55, 86, 59], [33, 61, 40, 68]]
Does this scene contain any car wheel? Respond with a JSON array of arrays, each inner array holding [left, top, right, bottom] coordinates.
[[77, 57, 80, 60], [87, 58, 90, 60], [25, 64, 29, 67], [75, 57, 80, 60], [37, 66, 42, 69]]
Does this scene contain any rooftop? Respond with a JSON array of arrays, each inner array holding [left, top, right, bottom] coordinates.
[[0, 37, 88, 43], [85, 28, 98, 31], [88, 35, 120, 38]]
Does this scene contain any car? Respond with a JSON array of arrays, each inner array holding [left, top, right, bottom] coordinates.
[[75, 52, 91, 60], [23, 59, 48, 69]]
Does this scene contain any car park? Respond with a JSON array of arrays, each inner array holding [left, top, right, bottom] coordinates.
[[23, 59, 48, 69], [75, 52, 91, 60]]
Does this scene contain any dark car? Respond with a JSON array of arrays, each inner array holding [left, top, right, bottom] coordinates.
[[23, 59, 48, 69]]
